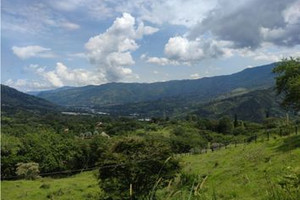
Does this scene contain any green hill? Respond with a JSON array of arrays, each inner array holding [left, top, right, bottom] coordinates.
[[1, 84, 60, 115], [92, 87, 286, 122], [193, 88, 286, 122], [2, 136, 299, 200]]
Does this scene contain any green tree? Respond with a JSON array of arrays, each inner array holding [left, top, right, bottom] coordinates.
[[273, 57, 300, 111], [98, 136, 179, 200], [218, 116, 233, 134]]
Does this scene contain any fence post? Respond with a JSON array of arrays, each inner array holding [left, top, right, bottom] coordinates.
[[280, 128, 283, 137]]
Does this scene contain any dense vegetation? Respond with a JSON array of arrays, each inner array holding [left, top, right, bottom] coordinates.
[[1, 60, 300, 199], [2, 136, 300, 200]]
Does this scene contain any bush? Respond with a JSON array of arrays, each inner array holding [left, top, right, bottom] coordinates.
[[16, 162, 40, 180], [98, 136, 180, 199]]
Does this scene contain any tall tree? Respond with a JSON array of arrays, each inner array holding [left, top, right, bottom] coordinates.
[[273, 57, 300, 111]]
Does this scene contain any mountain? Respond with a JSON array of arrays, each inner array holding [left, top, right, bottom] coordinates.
[[35, 63, 276, 107], [192, 88, 287, 122], [88, 87, 287, 122], [1, 84, 60, 115]]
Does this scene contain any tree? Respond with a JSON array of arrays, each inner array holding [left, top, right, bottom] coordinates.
[[98, 136, 179, 200], [273, 57, 300, 111], [218, 116, 233, 134]]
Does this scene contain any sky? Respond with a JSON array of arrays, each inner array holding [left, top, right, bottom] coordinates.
[[2, 0, 300, 91]]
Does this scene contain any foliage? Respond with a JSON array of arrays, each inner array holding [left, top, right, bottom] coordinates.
[[16, 162, 40, 180], [218, 116, 233, 134], [273, 57, 300, 111], [98, 136, 180, 199], [265, 166, 300, 200]]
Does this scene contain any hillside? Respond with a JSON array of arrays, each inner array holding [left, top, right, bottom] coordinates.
[[2, 136, 299, 200], [193, 88, 286, 121], [1, 84, 60, 115], [89, 87, 286, 122], [35, 63, 276, 107]]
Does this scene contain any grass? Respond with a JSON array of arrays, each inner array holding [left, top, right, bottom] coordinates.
[[162, 136, 300, 199], [2, 136, 300, 200], [1, 171, 100, 200]]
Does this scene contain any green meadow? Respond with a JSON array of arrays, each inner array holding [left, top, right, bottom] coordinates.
[[2, 135, 299, 200]]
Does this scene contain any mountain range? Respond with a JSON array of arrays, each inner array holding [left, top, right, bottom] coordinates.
[[35, 63, 276, 107], [2, 63, 289, 121]]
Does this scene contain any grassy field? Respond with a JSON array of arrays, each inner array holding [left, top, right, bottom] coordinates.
[[1, 171, 100, 200], [2, 135, 300, 200], [160, 135, 300, 199]]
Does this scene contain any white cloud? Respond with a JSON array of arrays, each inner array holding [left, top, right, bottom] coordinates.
[[49, 0, 84, 11], [136, 0, 218, 27], [146, 36, 232, 65], [5, 78, 53, 91], [12, 45, 55, 59], [2, 1, 80, 35], [189, 0, 300, 49], [48, 0, 217, 27], [6, 62, 108, 91], [146, 57, 179, 66], [60, 22, 80, 30], [85, 13, 158, 81], [38, 62, 106, 87], [190, 73, 200, 79], [164, 37, 204, 63], [238, 45, 300, 62]]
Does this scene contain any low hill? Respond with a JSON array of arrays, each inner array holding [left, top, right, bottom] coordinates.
[[35, 63, 276, 107], [1, 84, 60, 115]]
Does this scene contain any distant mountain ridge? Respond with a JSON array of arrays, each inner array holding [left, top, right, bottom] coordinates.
[[35, 63, 276, 107]]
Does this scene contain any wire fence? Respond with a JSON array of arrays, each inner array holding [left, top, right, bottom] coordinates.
[[2, 125, 299, 180]]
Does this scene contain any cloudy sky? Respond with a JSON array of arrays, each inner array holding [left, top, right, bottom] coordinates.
[[2, 0, 300, 91]]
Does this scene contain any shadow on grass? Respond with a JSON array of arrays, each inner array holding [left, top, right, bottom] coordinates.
[[276, 135, 300, 152]]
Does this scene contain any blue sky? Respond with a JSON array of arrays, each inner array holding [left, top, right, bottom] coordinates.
[[2, 0, 300, 91]]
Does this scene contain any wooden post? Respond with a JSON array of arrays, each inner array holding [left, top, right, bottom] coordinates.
[[130, 184, 133, 199], [280, 128, 282, 137]]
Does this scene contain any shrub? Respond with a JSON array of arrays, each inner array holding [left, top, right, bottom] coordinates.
[[98, 136, 180, 200], [16, 162, 40, 180]]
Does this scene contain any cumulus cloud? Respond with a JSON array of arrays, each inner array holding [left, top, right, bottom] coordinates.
[[6, 62, 108, 91], [188, 0, 300, 49], [37, 62, 106, 87], [145, 36, 232, 65], [12, 45, 55, 59], [85, 13, 158, 81]]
